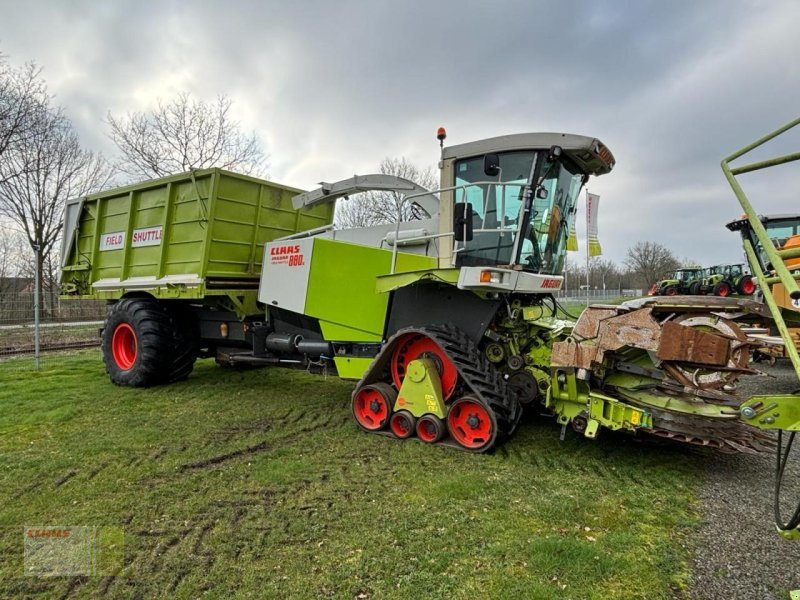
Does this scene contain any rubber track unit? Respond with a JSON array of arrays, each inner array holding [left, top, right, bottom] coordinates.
[[353, 324, 523, 453]]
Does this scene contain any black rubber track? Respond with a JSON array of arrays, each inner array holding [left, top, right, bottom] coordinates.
[[353, 324, 523, 452], [103, 298, 176, 387]]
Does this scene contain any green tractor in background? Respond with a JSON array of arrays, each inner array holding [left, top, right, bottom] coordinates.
[[647, 267, 703, 296], [697, 263, 756, 296]]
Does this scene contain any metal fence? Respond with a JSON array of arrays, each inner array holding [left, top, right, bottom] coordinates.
[[0, 290, 106, 370]]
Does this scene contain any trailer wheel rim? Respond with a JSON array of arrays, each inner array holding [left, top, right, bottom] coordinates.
[[416, 415, 442, 443], [741, 278, 755, 294], [391, 334, 458, 400], [353, 387, 391, 431], [390, 411, 415, 438], [112, 323, 138, 371], [447, 398, 494, 450]]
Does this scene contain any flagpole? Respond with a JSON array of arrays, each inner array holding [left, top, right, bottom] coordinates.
[[586, 188, 590, 308]]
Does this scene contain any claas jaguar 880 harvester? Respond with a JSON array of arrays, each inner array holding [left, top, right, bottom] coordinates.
[[61, 128, 776, 457]]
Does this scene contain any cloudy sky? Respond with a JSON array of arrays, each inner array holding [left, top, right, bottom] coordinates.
[[2, 0, 798, 265]]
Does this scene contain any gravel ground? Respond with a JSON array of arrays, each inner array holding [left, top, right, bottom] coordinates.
[[688, 360, 800, 600]]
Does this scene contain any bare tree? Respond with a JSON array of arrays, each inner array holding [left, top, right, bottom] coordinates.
[[335, 157, 437, 228], [0, 55, 49, 184], [624, 241, 680, 288], [107, 93, 266, 180], [0, 107, 113, 313]]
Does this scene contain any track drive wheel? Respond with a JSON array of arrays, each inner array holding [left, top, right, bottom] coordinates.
[[391, 333, 458, 400], [390, 410, 416, 439], [446, 396, 497, 451], [352, 383, 396, 432], [416, 414, 445, 443]]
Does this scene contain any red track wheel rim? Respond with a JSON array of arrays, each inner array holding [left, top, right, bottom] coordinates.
[[353, 386, 393, 431], [389, 410, 416, 438], [391, 333, 458, 400], [112, 322, 138, 370], [447, 397, 495, 450], [416, 415, 444, 443]]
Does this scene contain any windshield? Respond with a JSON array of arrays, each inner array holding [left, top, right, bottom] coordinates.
[[453, 151, 584, 274]]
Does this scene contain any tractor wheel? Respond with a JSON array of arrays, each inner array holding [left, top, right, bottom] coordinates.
[[103, 298, 174, 387], [664, 286, 679, 297], [166, 307, 199, 383], [688, 281, 701, 295], [737, 276, 756, 295], [352, 383, 395, 431], [713, 282, 732, 297], [446, 396, 497, 451], [389, 410, 416, 439], [416, 414, 445, 443]]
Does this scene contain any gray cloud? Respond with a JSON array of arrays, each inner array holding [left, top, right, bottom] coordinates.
[[1, 0, 798, 265]]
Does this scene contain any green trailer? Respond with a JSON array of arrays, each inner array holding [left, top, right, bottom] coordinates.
[[60, 169, 333, 383]]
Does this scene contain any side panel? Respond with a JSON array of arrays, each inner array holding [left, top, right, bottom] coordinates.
[[303, 239, 436, 342], [258, 238, 314, 313]]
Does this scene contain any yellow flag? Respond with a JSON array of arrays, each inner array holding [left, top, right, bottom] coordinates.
[[566, 223, 578, 252], [586, 192, 602, 257]]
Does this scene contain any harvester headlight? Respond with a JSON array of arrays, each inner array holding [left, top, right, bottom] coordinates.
[[480, 270, 502, 284]]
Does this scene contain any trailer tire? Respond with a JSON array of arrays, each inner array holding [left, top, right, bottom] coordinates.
[[103, 298, 175, 387]]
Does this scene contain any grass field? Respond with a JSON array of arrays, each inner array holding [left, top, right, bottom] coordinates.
[[0, 351, 706, 599]]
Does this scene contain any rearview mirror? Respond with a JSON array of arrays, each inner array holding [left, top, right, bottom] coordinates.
[[483, 154, 500, 177], [453, 202, 474, 242]]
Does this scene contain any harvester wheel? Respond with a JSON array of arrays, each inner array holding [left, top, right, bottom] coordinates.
[[737, 275, 756, 295], [103, 298, 174, 387], [390, 410, 416, 439], [713, 282, 732, 297], [352, 383, 395, 432], [391, 333, 458, 400], [446, 396, 497, 451], [416, 414, 445, 443]]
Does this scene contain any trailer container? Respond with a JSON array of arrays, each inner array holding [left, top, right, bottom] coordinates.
[[60, 168, 333, 316]]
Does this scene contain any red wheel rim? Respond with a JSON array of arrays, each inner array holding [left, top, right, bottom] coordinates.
[[718, 285, 729, 297], [742, 279, 755, 294], [112, 323, 138, 370], [353, 387, 391, 431], [390, 412, 414, 438], [416, 416, 441, 443], [391, 334, 458, 400], [447, 398, 494, 450], [666, 287, 678, 296]]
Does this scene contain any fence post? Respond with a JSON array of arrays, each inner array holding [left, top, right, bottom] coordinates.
[[33, 243, 41, 370]]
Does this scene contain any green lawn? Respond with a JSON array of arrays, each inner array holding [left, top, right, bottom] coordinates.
[[0, 351, 704, 599]]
